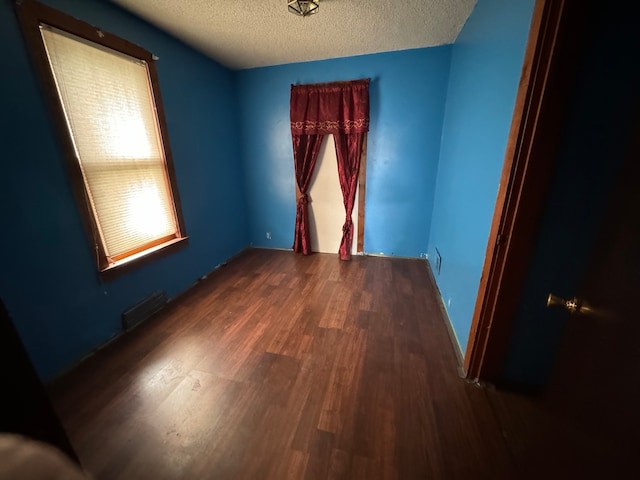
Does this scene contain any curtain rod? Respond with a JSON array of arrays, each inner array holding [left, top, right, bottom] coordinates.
[[291, 78, 370, 88]]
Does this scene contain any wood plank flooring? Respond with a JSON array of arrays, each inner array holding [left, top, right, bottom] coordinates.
[[48, 249, 518, 479]]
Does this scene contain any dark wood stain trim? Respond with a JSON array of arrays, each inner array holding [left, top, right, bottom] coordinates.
[[15, 0, 109, 269], [99, 236, 189, 281], [109, 234, 177, 263], [356, 133, 367, 253], [145, 51, 188, 244], [464, 0, 589, 381], [16, 0, 152, 60], [15, 0, 187, 279]]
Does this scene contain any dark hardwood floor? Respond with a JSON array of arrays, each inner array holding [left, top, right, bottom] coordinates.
[[48, 249, 520, 479]]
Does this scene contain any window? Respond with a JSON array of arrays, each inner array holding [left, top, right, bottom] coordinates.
[[16, 0, 187, 277]]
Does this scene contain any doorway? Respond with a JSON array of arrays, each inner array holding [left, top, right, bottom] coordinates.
[[308, 135, 360, 255]]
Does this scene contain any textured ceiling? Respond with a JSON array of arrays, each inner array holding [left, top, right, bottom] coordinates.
[[111, 0, 477, 70]]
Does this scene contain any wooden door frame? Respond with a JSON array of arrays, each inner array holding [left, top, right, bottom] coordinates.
[[356, 133, 367, 252], [464, 0, 589, 381]]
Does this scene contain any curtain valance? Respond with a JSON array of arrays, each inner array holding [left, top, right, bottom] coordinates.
[[290, 79, 370, 135]]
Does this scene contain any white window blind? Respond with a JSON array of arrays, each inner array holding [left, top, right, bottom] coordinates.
[[40, 25, 178, 261]]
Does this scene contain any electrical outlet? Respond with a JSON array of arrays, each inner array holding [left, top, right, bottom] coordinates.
[[435, 248, 442, 275], [266, 231, 271, 240]]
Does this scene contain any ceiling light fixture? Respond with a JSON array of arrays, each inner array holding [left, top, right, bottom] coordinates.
[[288, 0, 319, 17]]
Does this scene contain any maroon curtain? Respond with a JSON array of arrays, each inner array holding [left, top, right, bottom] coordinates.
[[292, 133, 324, 255], [334, 131, 365, 260], [290, 79, 370, 258]]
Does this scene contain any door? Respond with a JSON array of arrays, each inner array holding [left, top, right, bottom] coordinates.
[[539, 138, 640, 475], [488, 133, 640, 478], [307, 135, 359, 255], [473, 2, 640, 474]]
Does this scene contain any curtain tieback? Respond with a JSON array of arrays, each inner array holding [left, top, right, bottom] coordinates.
[[298, 193, 309, 205], [342, 218, 353, 233]]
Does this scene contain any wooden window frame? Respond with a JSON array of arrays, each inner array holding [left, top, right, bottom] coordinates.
[[15, 0, 188, 280]]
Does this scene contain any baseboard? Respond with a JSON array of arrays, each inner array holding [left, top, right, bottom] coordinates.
[[423, 260, 466, 378], [364, 252, 425, 260], [248, 247, 429, 260], [249, 247, 414, 257], [248, 245, 294, 252]]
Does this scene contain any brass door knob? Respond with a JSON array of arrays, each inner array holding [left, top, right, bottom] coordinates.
[[546, 293, 581, 313]]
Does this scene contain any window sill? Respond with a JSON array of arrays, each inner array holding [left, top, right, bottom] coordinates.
[[99, 236, 189, 281]]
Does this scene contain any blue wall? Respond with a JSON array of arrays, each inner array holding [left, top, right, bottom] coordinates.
[[236, 48, 451, 257], [0, 0, 249, 380], [427, 0, 535, 352], [0, 0, 545, 381]]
